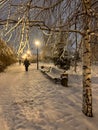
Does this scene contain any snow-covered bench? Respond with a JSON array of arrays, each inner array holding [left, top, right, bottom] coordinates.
[[40, 66, 51, 73], [40, 66, 63, 83], [46, 67, 62, 81], [40, 66, 68, 86]]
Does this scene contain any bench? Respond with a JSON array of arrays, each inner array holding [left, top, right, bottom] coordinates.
[[60, 73, 68, 87], [40, 66, 68, 86], [40, 66, 51, 73], [42, 66, 63, 83]]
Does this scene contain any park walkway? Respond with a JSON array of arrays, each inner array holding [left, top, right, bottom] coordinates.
[[0, 63, 98, 130]]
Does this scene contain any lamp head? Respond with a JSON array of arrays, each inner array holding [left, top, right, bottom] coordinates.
[[35, 41, 40, 46]]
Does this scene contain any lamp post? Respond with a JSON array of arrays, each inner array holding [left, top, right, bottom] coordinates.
[[35, 41, 40, 70]]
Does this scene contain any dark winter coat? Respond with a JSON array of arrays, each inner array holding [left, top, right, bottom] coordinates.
[[24, 59, 30, 67]]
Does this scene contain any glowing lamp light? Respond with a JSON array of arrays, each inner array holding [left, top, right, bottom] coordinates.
[[35, 41, 40, 46], [27, 50, 31, 55], [22, 54, 27, 59]]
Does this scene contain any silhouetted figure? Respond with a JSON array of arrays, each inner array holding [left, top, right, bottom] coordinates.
[[19, 59, 21, 65], [23, 58, 30, 71]]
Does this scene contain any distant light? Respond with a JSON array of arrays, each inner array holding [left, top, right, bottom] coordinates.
[[27, 50, 31, 55], [22, 54, 27, 59], [35, 41, 40, 46]]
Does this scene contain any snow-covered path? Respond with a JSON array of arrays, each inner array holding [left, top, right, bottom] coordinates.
[[0, 63, 98, 130]]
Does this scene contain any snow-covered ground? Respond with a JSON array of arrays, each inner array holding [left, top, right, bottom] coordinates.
[[0, 63, 98, 130]]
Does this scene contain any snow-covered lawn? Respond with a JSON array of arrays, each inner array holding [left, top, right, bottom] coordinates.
[[0, 63, 98, 130]]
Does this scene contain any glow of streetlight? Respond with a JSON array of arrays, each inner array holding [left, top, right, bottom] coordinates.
[[35, 41, 40, 46], [22, 54, 27, 59], [27, 50, 31, 55]]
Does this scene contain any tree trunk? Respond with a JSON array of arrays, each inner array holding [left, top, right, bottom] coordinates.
[[82, 33, 93, 117], [82, 0, 93, 117]]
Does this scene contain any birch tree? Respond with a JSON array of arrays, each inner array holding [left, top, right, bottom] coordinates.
[[82, 0, 93, 117]]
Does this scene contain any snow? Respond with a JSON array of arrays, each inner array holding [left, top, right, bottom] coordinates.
[[0, 63, 98, 130]]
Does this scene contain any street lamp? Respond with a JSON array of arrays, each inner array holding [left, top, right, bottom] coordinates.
[[35, 41, 40, 70]]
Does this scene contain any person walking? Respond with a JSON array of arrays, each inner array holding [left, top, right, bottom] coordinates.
[[19, 59, 21, 65], [23, 58, 30, 71]]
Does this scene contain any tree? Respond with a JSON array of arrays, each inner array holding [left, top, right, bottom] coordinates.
[[82, 0, 93, 117], [0, 38, 16, 71]]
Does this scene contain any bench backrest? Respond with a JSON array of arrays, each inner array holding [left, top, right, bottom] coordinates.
[[50, 67, 63, 74]]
